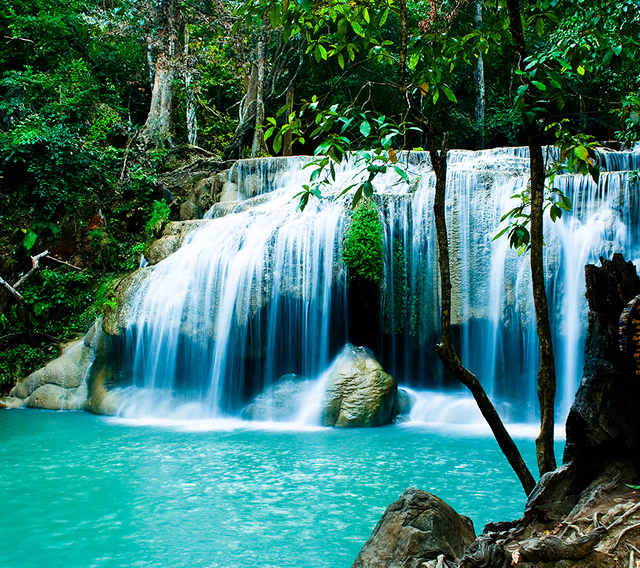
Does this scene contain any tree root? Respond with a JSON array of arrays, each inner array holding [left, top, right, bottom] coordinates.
[[517, 526, 607, 562]]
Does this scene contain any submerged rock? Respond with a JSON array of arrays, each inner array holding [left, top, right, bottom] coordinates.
[[241, 374, 314, 422], [352, 488, 476, 568], [321, 345, 397, 428]]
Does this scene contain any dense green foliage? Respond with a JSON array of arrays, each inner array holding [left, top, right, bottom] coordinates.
[[1, 0, 639, 394], [342, 200, 384, 284]]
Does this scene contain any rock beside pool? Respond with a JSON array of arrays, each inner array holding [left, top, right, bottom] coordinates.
[[25, 382, 88, 411], [9, 322, 101, 411], [352, 488, 476, 567], [0, 397, 23, 409], [321, 345, 397, 428], [395, 388, 414, 416], [241, 374, 315, 421]]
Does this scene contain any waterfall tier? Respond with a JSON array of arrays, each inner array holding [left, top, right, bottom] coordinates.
[[111, 146, 640, 420]]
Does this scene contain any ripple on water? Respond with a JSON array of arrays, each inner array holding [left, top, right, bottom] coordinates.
[[0, 410, 562, 568]]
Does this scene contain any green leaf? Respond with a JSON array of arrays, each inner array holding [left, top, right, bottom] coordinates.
[[532, 80, 547, 91], [351, 20, 365, 37], [298, 0, 313, 12], [441, 85, 457, 102], [338, 52, 345, 69], [574, 145, 589, 162], [352, 186, 363, 208], [359, 121, 371, 138], [22, 229, 38, 252], [577, 65, 586, 75], [492, 225, 510, 241], [381, 133, 395, 149], [273, 133, 283, 154], [362, 181, 374, 197], [393, 166, 410, 182]]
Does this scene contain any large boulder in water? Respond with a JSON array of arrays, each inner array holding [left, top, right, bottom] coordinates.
[[241, 374, 315, 422], [352, 488, 476, 568], [321, 345, 397, 428]]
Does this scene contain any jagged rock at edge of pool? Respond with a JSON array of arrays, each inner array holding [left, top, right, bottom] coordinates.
[[354, 255, 640, 568], [352, 488, 476, 568], [321, 344, 398, 428]]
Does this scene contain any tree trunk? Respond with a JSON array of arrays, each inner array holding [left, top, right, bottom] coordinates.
[[147, 36, 155, 90], [506, 0, 557, 476], [397, 0, 536, 495], [251, 38, 267, 158], [141, 0, 181, 148], [283, 84, 294, 156], [143, 57, 176, 147], [184, 25, 198, 146], [530, 144, 558, 475], [428, 127, 536, 496], [473, 0, 485, 150]]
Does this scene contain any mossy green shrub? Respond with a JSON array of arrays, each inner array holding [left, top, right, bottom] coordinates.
[[0, 344, 48, 395], [145, 199, 172, 238], [342, 199, 384, 284]]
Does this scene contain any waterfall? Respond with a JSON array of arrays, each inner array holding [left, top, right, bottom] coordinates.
[[116, 146, 640, 421]]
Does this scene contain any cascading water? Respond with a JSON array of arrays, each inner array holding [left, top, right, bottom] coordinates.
[[116, 146, 640, 422]]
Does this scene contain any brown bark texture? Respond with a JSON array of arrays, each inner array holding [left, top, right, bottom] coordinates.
[[506, 0, 557, 476]]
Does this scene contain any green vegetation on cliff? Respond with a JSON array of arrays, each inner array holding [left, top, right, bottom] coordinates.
[[1, 0, 639, 394]]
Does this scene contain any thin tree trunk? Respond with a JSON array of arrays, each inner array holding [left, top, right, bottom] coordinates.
[[428, 127, 536, 496], [473, 0, 485, 150], [506, 0, 557, 476], [251, 38, 267, 158], [283, 84, 294, 156], [397, 0, 536, 495], [147, 36, 155, 90], [184, 25, 198, 146]]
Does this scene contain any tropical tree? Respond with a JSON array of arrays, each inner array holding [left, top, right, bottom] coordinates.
[[239, 0, 537, 495]]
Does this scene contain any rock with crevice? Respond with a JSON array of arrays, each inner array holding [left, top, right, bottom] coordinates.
[[352, 488, 476, 568]]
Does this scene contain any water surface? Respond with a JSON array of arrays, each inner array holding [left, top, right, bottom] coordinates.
[[0, 410, 556, 568]]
